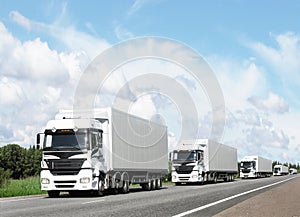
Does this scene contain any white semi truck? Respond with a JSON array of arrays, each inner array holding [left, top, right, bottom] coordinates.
[[289, 168, 298, 175], [273, 165, 289, 176], [37, 108, 168, 197], [171, 139, 238, 185], [240, 156, 272, 178]]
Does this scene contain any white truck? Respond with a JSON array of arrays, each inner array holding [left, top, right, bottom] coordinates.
[[240, 156, 272, 178], [171, 139, 237, 185], [37, 108, 168, 197], [289, 168, 298, 175], [273, 165, 289, 176]]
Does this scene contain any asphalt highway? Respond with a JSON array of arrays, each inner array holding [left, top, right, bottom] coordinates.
[[1, 175, 297, 217]]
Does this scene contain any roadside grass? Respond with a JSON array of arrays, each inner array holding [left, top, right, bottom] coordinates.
[[0, 176, 46, 198]]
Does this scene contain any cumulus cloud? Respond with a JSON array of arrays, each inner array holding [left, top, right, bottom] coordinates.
[[0, 22, 90, 147], [246, 123, 289, 149], [250, 32, 300, 83], [248, 92, 289, 114]]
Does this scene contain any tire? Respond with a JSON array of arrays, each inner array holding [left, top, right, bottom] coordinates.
[[152, 179, 156, 190], [120, 181, 129, 194], [48, 191, 60, 198], [142, 180, 152, 191], [214, 174, 218, 183], [175, 182, 181, 186], [156, 178, 162, 189], [95, 180, 104, 196]]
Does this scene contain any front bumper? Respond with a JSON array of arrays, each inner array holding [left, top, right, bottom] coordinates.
[[41, 169, 98, 191], [172, 171, 202, 183]]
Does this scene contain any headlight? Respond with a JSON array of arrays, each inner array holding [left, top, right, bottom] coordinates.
[[41, 178, 50, 184], [192, 175, 197, 179], [172, 175, 176, 180], [80, 177, 90, 184]]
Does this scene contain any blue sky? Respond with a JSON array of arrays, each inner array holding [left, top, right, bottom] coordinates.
[[1, 0, 300, 163]]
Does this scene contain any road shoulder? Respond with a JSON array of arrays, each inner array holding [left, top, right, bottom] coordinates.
[[214, 176, 300, 217]]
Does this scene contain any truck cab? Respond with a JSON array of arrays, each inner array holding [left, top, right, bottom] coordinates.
[[240, 160, 257, 178], [37, 118, 105, 197], [172, 149, 204, 184]]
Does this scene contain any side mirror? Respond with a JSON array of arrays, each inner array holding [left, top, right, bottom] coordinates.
[[36, 133, 42, 150], [36, 133, 40, 145]]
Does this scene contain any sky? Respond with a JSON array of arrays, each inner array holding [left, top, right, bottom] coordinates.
[[0, 0, 300, 163]]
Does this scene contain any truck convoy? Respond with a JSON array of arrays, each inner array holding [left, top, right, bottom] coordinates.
[[37, 108, 168, 197], [240, 156, 272, 178], [273, 164, 289, 176], [171, 139, 237, 185]]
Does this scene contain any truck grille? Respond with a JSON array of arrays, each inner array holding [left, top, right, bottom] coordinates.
[[45, 159, 85, 176], [175, 165, 194, 174], [179, 176, 190, 181], [242, 168, 250, 173]]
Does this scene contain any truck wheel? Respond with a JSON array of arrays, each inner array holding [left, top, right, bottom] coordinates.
[[175, 182, 181, 186], [156, 179, 162, 189], [48, 191, 60, 198], [214, 174, 218, 183], [142, 180, 152, 191], [95, 180, 104, 196], [120, 181, 129, 194], [152, 179, 157, 190]]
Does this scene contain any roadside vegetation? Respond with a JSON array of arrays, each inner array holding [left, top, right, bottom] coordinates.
[[0, 176, 46, 197], [0, 144, 42, 197]]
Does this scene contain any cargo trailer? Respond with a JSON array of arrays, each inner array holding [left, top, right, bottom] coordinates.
[[37, 107, 168, 197], [240, 156, 272, 178], [171, 139, 238, 184]]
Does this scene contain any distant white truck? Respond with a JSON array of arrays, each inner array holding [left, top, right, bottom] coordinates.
[[171, 139, 238, 185], [37, 108, 168, 197], [289, 168, 298, 175], [240, 156, 272, 178], [273, 165, 289, 176]]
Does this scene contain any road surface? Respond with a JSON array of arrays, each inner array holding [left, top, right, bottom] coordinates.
[[1, 175, 298, 217]]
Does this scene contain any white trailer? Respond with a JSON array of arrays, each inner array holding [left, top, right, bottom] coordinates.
[[171, 139, 237, 184], [37, 108, 168, 197], [240, 156, 272, 178], [289, 168, 298, 175], [273, 165, 289, 176]]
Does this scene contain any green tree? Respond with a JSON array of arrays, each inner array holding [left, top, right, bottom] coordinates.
[[23, 146, 42, 177], [0, 144, 26, 179]]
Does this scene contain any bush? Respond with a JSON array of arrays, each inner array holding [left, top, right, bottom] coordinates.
[[0, 167, 12, 187]]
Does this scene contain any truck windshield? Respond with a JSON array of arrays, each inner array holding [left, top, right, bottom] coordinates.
[[173, 151, 196, 162], [241, 161, 254, 168], [43, 129, 89, 151]]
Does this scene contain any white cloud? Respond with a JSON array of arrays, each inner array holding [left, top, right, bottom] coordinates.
[[128, 0, 148, 16], [114, 24, 134, 40], [9, 11, 31, 31], [250, 32, 300, 84], [0, 21, 90, 147], [208, 51, 296, 161], [0, 77, 25, 107], [248, 92, 289, 114], [9, 10, 110, 59], [210, 56, 267, 110], [129, 94, 157, 120]]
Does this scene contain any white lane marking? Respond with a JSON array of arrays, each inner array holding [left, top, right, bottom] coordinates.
[[0, 196, 43, 203], [82, 199, 105, 204], [172, 176, 297, 217]]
